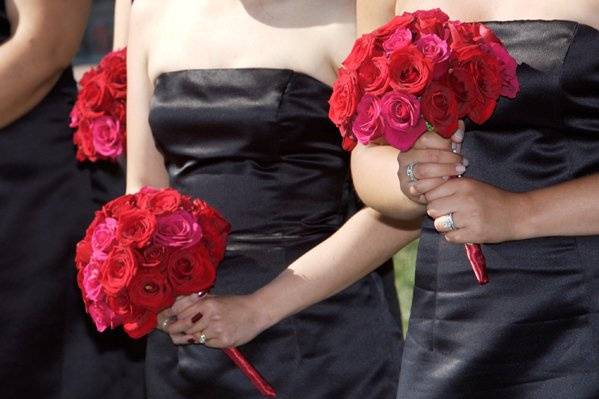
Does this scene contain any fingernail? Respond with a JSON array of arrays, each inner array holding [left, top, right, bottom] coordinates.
[[168, 316, 178, 323], [187, 338, 196, 344], [462, 158, 469, 167], [191, 312, 203, 323], [456, 165, 466, 174]]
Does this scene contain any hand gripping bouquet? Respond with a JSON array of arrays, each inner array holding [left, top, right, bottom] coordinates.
[[70, 48, 127, 162], [75, 187, 276, 397], [329, 9, 520, 284]]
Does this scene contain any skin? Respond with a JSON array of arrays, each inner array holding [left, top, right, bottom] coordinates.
[[113, 0, 132, 50], [126, 0, 463, 347], [384, 0, 599, 244], [0, 0, 91, 128]]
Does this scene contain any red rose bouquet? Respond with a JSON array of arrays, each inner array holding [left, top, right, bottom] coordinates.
[[70, 48, 127, 162], [329, 9, 520, 284], [75, 187, 276, 397]]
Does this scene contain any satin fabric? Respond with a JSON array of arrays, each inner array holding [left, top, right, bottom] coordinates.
[[147, 68, 403, 398], [398, 21, 599, 398], [0, 2, 143, 397]]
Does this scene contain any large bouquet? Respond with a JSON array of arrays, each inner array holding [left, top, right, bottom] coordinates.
[[70, 48, 127, 162], [329, 9, 520, 284], [75, 187, 276, 397]]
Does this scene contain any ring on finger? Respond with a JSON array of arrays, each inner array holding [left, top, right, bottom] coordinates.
[[159, 318, 170, 332], [406, 162, 418, 183], [442, 212, 457, 231], [198, 332, 207, 345]]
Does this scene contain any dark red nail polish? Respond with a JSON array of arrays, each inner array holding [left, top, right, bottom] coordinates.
[[191, 312, 203, 323], [187, 338, 196, 344], [168, 315, 178, 323]]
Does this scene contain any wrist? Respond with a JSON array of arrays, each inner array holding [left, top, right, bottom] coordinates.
[[247, 290, 279, 332], [510, 191, 537, 240]]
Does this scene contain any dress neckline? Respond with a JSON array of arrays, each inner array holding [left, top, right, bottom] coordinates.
[[153, 68, 333, 91]]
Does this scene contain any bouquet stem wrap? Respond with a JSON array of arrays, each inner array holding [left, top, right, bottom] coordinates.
[[224, 348, 277, 397], [465, 243, 488, 285]]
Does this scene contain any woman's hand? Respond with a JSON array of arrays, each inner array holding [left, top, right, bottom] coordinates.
[[425, 177, 529, 244], [397, 121, 466, 204], [157, 293, 270, 348]]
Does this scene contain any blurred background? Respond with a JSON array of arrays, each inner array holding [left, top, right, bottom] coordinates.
[[75, 0, 419, 336]]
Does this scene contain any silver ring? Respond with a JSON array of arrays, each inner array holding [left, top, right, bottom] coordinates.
[[198, 333, 207, 345], [160, 318, 170, 331], [406, 162, 418, 183], [443, 212, 457, 231]]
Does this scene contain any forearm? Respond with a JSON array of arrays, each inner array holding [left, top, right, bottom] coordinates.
[[356, 0, 396, 35], [113, 0, 131, 50], [251, 207, 420, 330], [351, 143, 425, 220], [517, 173, 599, 239]]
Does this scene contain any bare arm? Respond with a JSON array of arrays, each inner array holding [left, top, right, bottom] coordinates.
[[356, 0, 396, 35], [164, 208, 420, 347], [125, 2, 169, 193], [113, 0, 131, 50], [0, 0, 90, 128]]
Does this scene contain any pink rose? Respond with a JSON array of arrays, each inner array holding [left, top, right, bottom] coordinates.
[[483, 42, 519, 98], [383, 28, 413, 54], [351, 95, 385, 144], [83, 262, 104, 302], [91, 217, 117, 261], [88, 301, 120, 332], [154, 210, 203, 249], [380, 91, 426, 151], [91, 116, 124, 158], [416, 34, 450, 79]]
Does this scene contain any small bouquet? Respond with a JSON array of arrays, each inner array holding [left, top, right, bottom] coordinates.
[[75, 187, 276, 397], [70, 48, 127, 162], [329, 9, 520, 284]]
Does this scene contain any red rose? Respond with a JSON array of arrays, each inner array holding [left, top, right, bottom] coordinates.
[[138, 188, 182, 215], [342, 134, 357, 151], [167, 245, 216, 295], [100, 49, 127, 99], [421, 82, 459, 137], [373, 13, 414, 42], [192, 199, 230, 263], [411, 8, 449, 38], [75, 239, 92, 270], [128, 270, 174, 312], [123, 308, 157, 339], [388, 45, 433, 95], [79, 75, 113, 119], [357, 56, 391, 96], [104, 194, 137, 218], [100, 246, 138, 295], [116, 209, 156, 248], [141, 244, 169, 269], [342, 34, 377, 71], [106, 291, 133, 317], [328, 70, 361, 126], [452, 45, 502, 124], [110, 101, 126, 124], [73, 119, 97, 162]]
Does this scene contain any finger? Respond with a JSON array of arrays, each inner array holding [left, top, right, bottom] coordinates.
[[170, 332, 198, 345], [444, 228, 469, 244], [185, 310, 211, 336], [409, 178, 448, 197], [424, 179, 461, 202], [171, 292, 205, 315], [156, 308, 177, 332], [413, 131, 452, 151], [412, 162, 465, 181], [434, 212, 463, 233], [427, 196, 461, 219], [167, 301, 208, 334], [451, 120, 465, 144]]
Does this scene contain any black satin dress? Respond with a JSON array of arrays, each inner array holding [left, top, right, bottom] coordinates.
[[0, 3, 143, 398], [146, 68, 403, 398], [398, 21, 599, 398]]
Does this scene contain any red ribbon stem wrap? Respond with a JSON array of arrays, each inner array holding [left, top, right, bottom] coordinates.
[[224, 348, 277, 397], [465, 243, 488, 285]]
